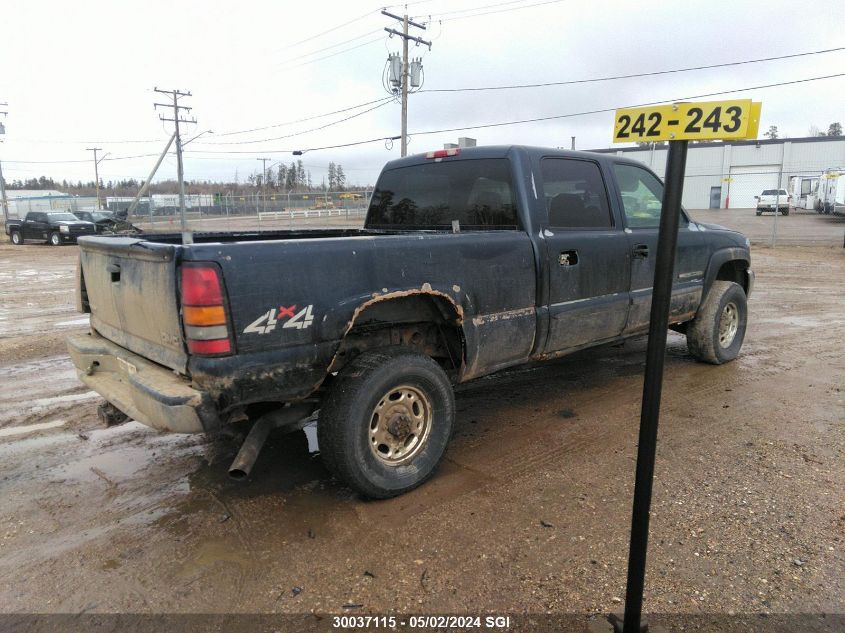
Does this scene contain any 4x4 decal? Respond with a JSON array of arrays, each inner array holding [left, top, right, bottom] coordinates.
[[243, 304, 314, 335]]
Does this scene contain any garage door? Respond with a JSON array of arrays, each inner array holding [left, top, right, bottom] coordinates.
[[728, 165, 779, 209]]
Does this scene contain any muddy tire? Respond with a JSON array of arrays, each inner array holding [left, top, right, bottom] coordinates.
[[687, 281, 747, 365], [782, 208, 790, 216], [755, 210, 762, 216], [318, 348, 454, 499], [49, 232, 61, 246], [10, 231, 22, 245]]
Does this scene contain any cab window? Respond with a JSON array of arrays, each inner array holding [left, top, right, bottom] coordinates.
[[367, 159, 519, 230], [541, 158, 613, 228], [613, 164, 665, 229]]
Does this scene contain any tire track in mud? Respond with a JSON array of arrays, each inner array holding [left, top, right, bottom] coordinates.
[[0, 356, 96, 429]]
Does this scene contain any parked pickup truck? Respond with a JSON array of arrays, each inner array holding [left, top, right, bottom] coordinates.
[[754, 189, 791, 215], [6, 211, 97, 245], [72, 210, 119, 234], [68, 146, 754, 498]]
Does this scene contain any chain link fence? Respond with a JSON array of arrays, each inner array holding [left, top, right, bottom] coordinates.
[[680, 169, 828, 215], [121, 189, 372, 233], [5, 195, 99, 218], [683, 169, 845, 247]]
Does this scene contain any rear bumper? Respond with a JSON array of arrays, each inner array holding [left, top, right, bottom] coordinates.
[[67, 332, 221, 433]]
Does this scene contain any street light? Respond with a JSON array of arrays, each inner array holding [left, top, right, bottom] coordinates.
[[181, 129, 213, 147]]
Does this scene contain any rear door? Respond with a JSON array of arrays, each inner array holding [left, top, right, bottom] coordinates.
[[24, 213, 46, 240], [611, 162, 709, 333], [79, 238, 188, 372], [539, 157, 631, 353]]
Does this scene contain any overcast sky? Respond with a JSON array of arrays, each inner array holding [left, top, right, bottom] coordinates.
[[1, 0, 844, 188]]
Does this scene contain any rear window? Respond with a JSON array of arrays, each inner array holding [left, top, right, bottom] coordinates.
[[761, 189, 787, 196], [366, 158, 519, 230]]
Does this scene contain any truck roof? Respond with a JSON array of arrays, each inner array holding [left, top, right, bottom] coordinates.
[[381, 145, 628, 171]]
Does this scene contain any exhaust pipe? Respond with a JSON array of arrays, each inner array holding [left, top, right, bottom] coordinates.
[[228, 405, 314, 480]]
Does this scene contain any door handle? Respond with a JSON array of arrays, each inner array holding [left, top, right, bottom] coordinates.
[[558, 250, 579, 266], [632, 244, 649, 258]]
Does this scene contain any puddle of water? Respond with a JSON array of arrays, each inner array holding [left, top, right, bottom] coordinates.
[[54, 445, 158, 483], [0, 419, 66, 438], [178, 538, 251, 578]]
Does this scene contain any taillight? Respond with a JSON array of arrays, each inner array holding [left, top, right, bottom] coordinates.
[[181, 263, 232, 356], [425, 148, 460, 159]]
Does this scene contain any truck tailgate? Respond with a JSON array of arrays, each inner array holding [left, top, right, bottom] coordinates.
[[78, 237, 187, 373]]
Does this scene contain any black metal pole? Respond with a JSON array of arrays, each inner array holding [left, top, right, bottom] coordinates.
[[621, 140, 689, 633]]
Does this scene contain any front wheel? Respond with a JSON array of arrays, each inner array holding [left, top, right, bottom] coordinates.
[[10, 231, 22, 245], [49, 232, 61, 246], [318, 348, 455, 499], [687, 281, 748, 365]]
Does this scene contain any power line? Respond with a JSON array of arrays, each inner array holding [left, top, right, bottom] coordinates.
[[276, 8, 379, 51], [406, 73, 845, 139], [6, 72, 845, 164], [425, 0, 538, 18], [421, 46, 845, 93], [278, 28, 384, 65], [196, 99, 394, 145], [434, 0, 569, 21], [201, 47, 845, 146], [182, 72, 845, 155], [204, 97, 395, 138], [276, 35, 386, 71], [17, 45, 841, 146], [4, 153, 162, 164]]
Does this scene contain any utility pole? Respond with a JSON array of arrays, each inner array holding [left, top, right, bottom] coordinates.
[[86, 147, 105, 210], [0, 103, 8, 223], [257, 157, 270, 216], [383, 10, 431, 157], [154, 88, 195, 232]]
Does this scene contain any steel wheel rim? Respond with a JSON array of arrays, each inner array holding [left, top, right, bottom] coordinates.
[[51, 234, 59, 245], [719, 301, 739, 348], [368, 384, 432, 466]]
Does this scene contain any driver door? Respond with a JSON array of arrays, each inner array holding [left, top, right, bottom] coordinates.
[[611, 162, 709, 333]]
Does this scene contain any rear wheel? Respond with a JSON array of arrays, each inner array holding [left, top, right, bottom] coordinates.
[[318, 348, 455, 499], [49, 232, 61, 246], [10, 231, 22, 245], [687, 281, 747, 365]]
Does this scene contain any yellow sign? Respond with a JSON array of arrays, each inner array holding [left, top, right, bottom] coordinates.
[[613, 100, 762, 143]]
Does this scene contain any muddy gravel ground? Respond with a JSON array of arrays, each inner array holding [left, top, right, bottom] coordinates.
[[0, 215, 843, 631]]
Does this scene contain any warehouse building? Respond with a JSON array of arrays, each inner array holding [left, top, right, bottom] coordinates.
[[593, 135, 845, 209]]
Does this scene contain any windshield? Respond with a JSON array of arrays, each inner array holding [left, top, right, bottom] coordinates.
[[48, 213, 81, 221], [91, 212, 112, 221], [761, 189, 787, 196]]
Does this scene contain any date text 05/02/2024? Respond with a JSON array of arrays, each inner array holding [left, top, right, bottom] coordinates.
[[332, 615, 512, 629]]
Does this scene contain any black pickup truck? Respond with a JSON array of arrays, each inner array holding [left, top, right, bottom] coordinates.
[[67, 146, 753, 498], [6, 211, 96, 245]]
